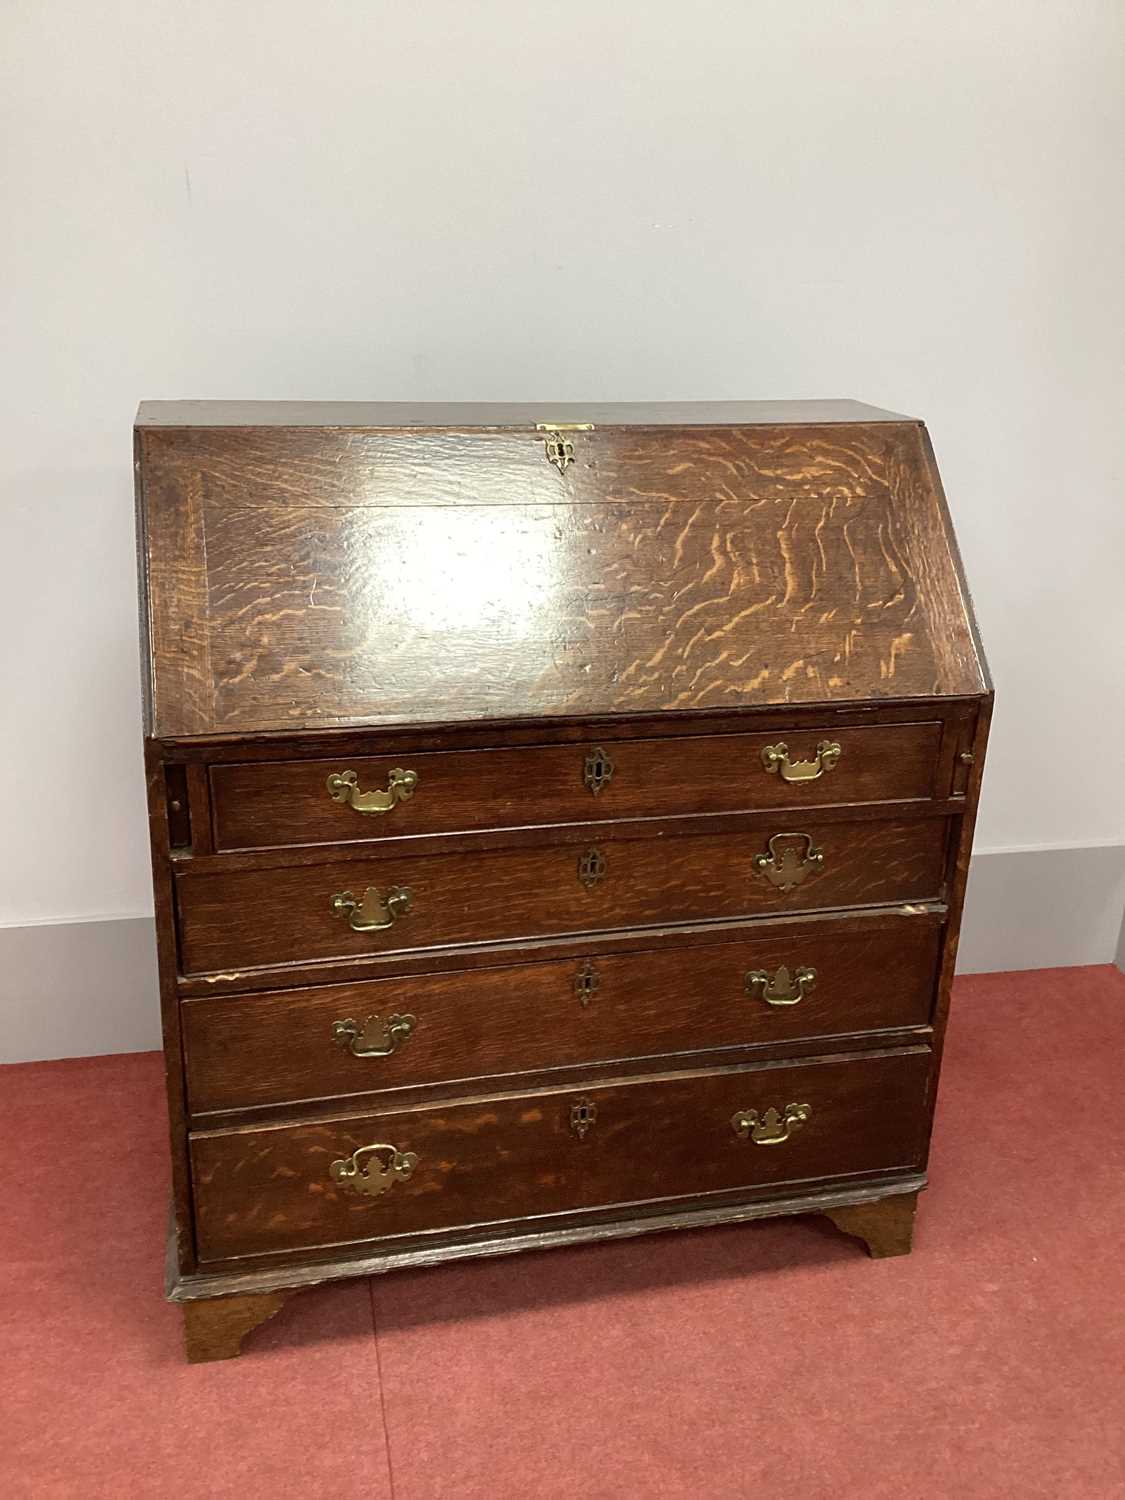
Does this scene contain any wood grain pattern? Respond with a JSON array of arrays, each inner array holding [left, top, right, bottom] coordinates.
[[181, 1290, 293, 1362], [190, 1049, 931, 1262], [209, 720, 941, 852], [174, 900, 947, 1003], [136, 414, 987, 738], [169, 1177, 925, 1299], [135, 403, 990, 1349], [822, 1191, 918, 1257], [144, 744, 196, 1271], [175, 815, 949, 977], [136, 448, 211, 739], [181, 918, 940, 1115], [917, 694, 994, 1163], [164, 698, 975, 759]]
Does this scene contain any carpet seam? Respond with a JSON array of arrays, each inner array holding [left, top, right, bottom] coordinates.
[[369, 1278, 399, 1500]]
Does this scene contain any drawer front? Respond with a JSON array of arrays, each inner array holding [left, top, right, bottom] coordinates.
[[209, 722, 942, 851], [183, 920, 940, 1113], [191, 1049, 931, 1261], [177, 817, 948, 975]]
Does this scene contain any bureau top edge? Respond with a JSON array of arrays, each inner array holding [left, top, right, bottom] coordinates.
[[144, 693, 990, 751], [134, 398, 917, 429]]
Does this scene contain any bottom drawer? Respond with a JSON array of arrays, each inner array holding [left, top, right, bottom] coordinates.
[[191, 1048, 931, 1262]]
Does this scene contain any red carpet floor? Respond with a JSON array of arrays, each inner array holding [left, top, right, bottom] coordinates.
[[2, 965, 1123, 1498]]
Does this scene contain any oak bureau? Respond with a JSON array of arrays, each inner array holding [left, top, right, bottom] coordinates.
[[134, 400, 991, 1362]]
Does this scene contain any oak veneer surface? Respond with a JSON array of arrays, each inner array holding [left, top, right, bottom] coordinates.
[[135, 404, 986, 739], [190, 1050, 931, 1261], [182, 919, 941, 1114], [175, 816, 948, 976], [135, 400, 989, 1359], [209, 720, 941, 851]]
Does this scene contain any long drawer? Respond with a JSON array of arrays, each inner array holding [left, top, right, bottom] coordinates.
[[208, 721, 942, 852], [190, 1048, 931, 1262], [182, 918, 940, 1114], [176, 816, 948, 975]]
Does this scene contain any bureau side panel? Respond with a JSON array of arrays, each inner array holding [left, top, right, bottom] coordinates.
[[143, 741, 196, 1272], [919, 695, 994, 1157]]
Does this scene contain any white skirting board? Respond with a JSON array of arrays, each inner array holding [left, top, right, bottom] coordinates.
[[2, 843, 1123, 1065], [1, 914, 162, 1064]]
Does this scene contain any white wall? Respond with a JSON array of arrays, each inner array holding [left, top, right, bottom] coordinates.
[[2, 1, 1123, 931]]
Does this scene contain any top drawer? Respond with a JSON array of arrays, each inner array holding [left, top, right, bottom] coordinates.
[[209, 722, 941, 852]]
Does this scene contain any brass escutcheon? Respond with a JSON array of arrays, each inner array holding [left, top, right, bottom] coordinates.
[[752, 833, 824, 893], [330, 1143, 418, 1199], [574, 960, 600, 1008], [583, 746, 615, 795], [570, 1097, 597, 1139], [326, 767, 418, 815], [760, 741, 841, 783], [331, 885, 412, 932], [535, 422, 593, 475], [543, 432, 575, 473], [332, 1012, 416, 1057], [744, 964, 818, 1008], [731, 1103, 811, 1146], [578, 847, 608, 890]]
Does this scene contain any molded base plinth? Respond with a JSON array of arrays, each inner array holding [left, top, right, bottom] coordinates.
[[167, 1179, 924, 1359]]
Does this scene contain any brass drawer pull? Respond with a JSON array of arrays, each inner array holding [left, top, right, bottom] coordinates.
[[331, 885, 412, 932], [332, 1012, 416, 1057], [761, 740, 841, 783], [326, 767, 418, 814], [732, 1103, 810, 1145], [752, 832, 824, 892], [330, 1143, 418, 1199], [745, 964, 817, 1007]]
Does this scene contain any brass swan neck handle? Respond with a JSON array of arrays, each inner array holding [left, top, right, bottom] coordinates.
[[326, 767, 418, 815], [329, 1144, 418, 1199], [331, 885, 412, 932], [760, 741, 841, 783], [752, 833, 824, 892], [745, 964, 818, 1007], [731, 1103, 811, 1145], [332, 1012, 416, 1057]]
